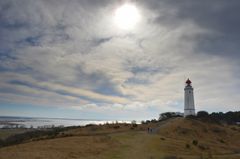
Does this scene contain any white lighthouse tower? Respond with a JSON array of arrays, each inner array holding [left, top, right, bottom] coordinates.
[[184, 78, 195, 117]]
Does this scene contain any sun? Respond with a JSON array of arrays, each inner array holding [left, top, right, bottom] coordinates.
[[114, 4, 140, 30]]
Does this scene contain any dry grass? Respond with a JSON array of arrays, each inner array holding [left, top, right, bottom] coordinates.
[[0, 118, 240, 159]]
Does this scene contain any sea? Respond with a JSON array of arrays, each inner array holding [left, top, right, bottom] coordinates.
[[0, 116, 132, 129]]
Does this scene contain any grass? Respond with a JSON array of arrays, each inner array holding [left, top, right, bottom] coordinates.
[[0, 128, 28, 140], [0, 118, 240, 159]]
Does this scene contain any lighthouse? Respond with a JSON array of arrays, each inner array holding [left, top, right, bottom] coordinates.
[[184, 78, 195, 117]]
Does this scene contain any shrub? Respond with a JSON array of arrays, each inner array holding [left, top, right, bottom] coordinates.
[[131, 120, 138, 128], [132, 124, 138, 127], [145, 120, 151, 124], [185, 115, 197, 119], [159, 112, 182, 120], [151, 119, 158, 123], [85, 124, 97, 127], [185, 144, 190, 149], [197, 111, 209, 118], [192, 140, 198, 146], [209, 111, 240, 124], [131, 120, 137, 124], [0, 127, 66, 148], [113, 125, 120, 129], [218, 139, 225, 143], [198, 144, 209, 150]]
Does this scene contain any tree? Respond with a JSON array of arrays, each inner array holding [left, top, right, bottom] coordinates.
[[197, 111, 209, 118], [131, 120, 137, 127], [131, 120, 137, 124], [159, 112, 182, 120]]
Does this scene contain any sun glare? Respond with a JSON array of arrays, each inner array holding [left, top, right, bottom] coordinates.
[[114, 4, 140, 30]]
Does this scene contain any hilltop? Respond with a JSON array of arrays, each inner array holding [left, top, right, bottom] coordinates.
[[0, 117, 240, 159]]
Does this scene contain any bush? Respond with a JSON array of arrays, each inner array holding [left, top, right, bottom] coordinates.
[[209, 111, 240, 124], [197, 111, 209, 118], [185, 115, 197, 119], [159, 112, 182, 120], [218, 139, 225, 143], [141, 120, 146, 124], [0, 127, 66, 148], [145, 120, 151, 124], [131, 120, 138, 128], [131, 120, 137, 124], [198, 144, 209, 150], [185, 144, 190, 149], [85, 124, 97, 127], [151, 119, 158, 123], [192, 140, 198, 146], [113, 125, 120, 129], [131, 124, 138, 128]]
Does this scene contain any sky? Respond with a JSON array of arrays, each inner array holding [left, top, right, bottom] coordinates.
[[0, 0, 239, 120]]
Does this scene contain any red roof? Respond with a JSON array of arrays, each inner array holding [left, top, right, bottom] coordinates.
[[186, 78, 192, 85]]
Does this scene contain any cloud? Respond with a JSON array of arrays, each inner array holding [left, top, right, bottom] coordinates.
[[0, 72, 128, 104], [0, 0, 240, 119], [140, 0, 240, 59]]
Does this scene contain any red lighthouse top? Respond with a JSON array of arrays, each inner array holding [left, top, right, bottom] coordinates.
[[186, 78, 192, 85]]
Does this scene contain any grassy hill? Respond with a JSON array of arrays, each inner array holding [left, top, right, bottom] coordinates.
[[0, 117, 240, 159]]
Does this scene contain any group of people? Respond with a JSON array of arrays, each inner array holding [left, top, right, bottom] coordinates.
[[147, 127, 153, 133]]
